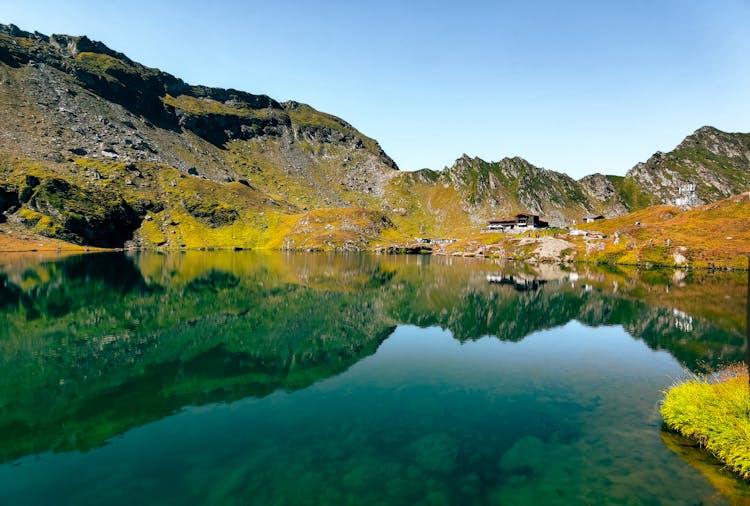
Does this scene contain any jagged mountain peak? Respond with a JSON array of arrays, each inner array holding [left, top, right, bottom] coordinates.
[[676, 125, 749, 159], [578, 172, 607, 182], [625, 125, 750, 207]]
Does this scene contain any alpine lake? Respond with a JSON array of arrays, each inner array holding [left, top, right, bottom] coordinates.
[[0, 251, 748, 506]]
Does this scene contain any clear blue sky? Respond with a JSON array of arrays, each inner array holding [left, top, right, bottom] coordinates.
[[2, 0, 749, 178]]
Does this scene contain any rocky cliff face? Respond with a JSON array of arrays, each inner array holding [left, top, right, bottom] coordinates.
[[0, 24, 400, 246], [578, 173, 631, 217], [625, 126, 750, 208]]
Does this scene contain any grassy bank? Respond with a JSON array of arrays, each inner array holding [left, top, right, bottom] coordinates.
[[661, 366, 750, 480]]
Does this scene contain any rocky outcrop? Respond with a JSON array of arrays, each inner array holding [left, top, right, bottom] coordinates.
[[173, 107, 290, 147], [579, 173, 629, 217], [0, 23, 398, 182], [579, 173, 615, 202], [625, 127, 750, 207], [183, 197, 239, 227], [18, 177, 141, 247]]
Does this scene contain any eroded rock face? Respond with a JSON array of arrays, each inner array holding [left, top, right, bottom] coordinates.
[[625, 127, 750, 207], [579, 173, 629, 217], [580, 173, 615, 201], [25, 178, 141, 247], [174, 109, 290, 147]]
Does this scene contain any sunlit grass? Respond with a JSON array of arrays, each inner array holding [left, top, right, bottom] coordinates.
[[162, 94, 276, 119], [579, 193, 750, 268], [661, 365, 750, 480]]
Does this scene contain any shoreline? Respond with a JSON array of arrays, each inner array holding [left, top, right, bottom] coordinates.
[[1, 242, 748, 272], [2, 222, 748, 270]]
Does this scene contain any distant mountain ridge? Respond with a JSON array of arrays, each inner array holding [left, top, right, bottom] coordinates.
[[0, 23, 748, 248]]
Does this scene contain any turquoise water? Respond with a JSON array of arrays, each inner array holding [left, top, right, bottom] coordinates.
[[0, 252, 747, 505]]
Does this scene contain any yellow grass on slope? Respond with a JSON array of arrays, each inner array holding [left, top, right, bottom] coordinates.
[[264, 207, 403, 251], [579, 193, 750, 268], [0, 223, 100, 252]]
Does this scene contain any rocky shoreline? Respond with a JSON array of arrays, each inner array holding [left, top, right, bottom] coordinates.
[[2, 224, 748, 271]]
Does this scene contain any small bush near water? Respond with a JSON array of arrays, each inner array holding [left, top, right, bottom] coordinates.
[[661, 365, 750, 480]]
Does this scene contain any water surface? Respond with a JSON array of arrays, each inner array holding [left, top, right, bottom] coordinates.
[[0, 252, 747, 505]]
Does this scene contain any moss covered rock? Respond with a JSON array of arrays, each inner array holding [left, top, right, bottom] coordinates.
[[26, 178, 140, 247]]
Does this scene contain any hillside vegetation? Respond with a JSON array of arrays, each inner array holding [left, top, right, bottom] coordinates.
[[576, 193, 750, 269], [0, 23, 749, 264]]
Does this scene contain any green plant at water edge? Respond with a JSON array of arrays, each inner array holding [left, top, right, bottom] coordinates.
[[661, 366, 750, 480]]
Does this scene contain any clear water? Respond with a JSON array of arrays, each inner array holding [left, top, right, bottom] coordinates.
[[0, 251, 747, 505]]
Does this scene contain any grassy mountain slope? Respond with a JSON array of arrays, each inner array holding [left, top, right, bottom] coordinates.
[[385, 155, 598, 233], [0, 24, 401, 248], [576, 192, 750, 269]]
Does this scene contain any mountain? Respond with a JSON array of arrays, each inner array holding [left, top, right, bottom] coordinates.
[[0, 24, 397, 186], [384, 155, 597, 231], [393, 125, 750, 233], [625, 126, 750, 207], [0, 24, 399, 247], [0, 24, 748, 250]]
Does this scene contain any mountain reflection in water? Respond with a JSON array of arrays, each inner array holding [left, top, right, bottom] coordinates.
[[0, 251, 746, 469]]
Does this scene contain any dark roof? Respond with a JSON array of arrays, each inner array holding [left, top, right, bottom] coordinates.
[[515, 212, 538, 217]]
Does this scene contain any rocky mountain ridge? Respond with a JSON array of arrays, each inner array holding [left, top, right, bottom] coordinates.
[[0, 23, 748, 249], [625, 126, 750, 207], [0, 23, 397, 189], [399, 155, 597, 227], [398, 124, 750, 228]]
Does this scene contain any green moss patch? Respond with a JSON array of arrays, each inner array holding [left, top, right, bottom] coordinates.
[[163, 94, 275, 119], [75, 51, 138, 81]]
